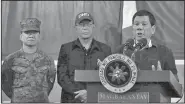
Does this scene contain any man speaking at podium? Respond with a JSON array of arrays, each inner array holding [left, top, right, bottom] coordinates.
[[57, 12, 111, 103], [115, 10, 179, 82]]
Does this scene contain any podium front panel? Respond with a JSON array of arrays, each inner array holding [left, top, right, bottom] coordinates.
[[87, 82, 171, 103], [75, 70, 182, 97]]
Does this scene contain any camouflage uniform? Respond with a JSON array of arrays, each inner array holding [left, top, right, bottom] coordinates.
[[2, 48, 56, 103]]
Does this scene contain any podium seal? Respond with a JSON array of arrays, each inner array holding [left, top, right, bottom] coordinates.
[[98, 54, 138, 93]]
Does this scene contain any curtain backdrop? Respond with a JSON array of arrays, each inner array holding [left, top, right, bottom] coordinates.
[[2, 1, 123, 60], [136, 1, 184, 59], [3, 1, 183, 59], [122, 1, 184, 59]]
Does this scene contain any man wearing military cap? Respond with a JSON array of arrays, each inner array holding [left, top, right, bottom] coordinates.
[[57, 12, 112, 103], [2, 18, 56, 103]]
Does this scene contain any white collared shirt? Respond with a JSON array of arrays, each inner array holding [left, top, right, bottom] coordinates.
[[148, 39, 152, 48], [133, 39, 152, 50]]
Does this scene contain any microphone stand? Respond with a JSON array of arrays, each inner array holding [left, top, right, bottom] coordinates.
[[122, 48, 127, 55], [131, 48, 140, 70], [131, 52, 136, 62]]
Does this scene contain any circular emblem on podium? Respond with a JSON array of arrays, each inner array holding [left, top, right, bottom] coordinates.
[[99, 54, 138, 93]]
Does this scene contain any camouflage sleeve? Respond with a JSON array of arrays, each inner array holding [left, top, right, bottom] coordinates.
[[2, 56, 14, 98], [57, 45, 76, 95], [47, 56, 56, 95]]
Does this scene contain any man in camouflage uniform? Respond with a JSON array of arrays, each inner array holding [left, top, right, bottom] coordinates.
[[2, 18, 56, 103]]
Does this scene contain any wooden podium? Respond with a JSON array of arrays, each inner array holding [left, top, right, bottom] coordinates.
[[75, 70, 182, 103]]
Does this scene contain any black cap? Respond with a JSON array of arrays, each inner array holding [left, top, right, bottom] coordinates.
[[75, 12, 94, 25]]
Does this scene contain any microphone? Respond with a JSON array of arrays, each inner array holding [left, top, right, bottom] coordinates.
[[123, 38, 134, 52], [134, 38, 147, 52], [131, 38, 147, 61]]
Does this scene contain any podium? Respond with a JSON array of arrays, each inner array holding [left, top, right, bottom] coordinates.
[[75, 70, 182, 103]]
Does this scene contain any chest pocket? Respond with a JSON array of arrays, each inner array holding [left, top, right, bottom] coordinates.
[[37, 66, 48, 74], [12, 65, 29, 88], [12, 66, 28, 74], [12, 58, 29, 74], [13, 58, 29, 67], [34, 57, 49, 74]]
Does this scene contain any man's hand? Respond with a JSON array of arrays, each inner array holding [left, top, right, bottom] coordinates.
[[152, 61, 162, 71], [97, 59, 102, 67], [74, 90, 87, 102]]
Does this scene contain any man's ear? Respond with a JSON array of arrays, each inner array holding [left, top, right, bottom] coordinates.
[[151, 25, 156, 35], [92, 24, 95, 28], [38, 33, 41, 41], [20, 34, 22, 41], [74, 25, 77, 30]]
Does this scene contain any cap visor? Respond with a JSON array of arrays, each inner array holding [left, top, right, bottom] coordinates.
[[22, 27, 40, 31], [76, 16, 93, 24]]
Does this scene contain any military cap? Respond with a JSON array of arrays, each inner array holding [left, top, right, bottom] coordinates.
[[20, 18, 41, 32], [75, 12, 94, 25]]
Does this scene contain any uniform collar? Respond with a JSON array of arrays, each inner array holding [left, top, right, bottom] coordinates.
[[72, 38, 101, 51], [148, 39, 152, 48], [19, 48, 43, 59], [149, 39, 158, 48], [19, 47, 40, 53]]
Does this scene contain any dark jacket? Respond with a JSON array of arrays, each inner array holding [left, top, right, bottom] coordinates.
[[114, 41, 179, 82], [57, 38, 112, 103]]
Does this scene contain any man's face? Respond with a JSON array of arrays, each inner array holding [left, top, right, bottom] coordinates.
[[75, 19, 94, 39], [132, 16, 156, 41], [20, 30, 40, 46]]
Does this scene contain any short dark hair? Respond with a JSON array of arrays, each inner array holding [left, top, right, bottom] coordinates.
[[132, 10, 156, 26]]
